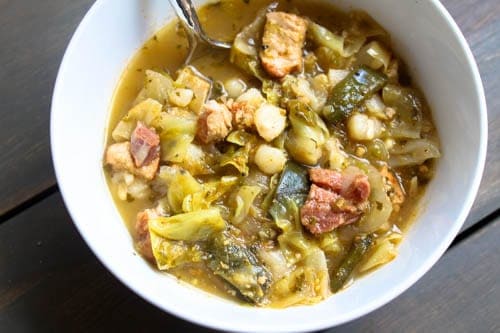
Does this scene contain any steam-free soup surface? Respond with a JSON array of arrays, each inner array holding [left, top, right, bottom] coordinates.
[[104, 0, 440, 307]]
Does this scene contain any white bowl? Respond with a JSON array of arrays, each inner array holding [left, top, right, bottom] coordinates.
[[51, 0, 487, 331]]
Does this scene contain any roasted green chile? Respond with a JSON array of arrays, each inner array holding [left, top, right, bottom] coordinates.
[[330, 234, 375, 292], [323, 66, 388, 123]]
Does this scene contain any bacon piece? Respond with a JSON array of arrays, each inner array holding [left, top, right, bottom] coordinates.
[[301, 185, 362, 234], [300, 167, 371, 234], [309, 167, 370, 202], [309, 168, 343, 192], [105, 142, 159, 180], [130, 121, 160, 167]]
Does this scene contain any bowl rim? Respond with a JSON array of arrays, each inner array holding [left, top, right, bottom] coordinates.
[[50, 0, 488, 331]]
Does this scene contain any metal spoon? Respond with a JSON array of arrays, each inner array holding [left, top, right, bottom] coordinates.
[[168, 0, 231, 64]]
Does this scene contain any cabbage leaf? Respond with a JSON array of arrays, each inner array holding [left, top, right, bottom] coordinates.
[[156, 110, 197, 163], [150, 231, 203, 270], [232, 185, 261, 225], [389, 139, 441, 167], [111, 98, 163, 142], [149, 208, 226, 242]]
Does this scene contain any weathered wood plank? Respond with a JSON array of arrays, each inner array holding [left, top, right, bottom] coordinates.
[[332, 219, 500, 332], [0, 193, 498, 332], [443, 0, 500, 231], [0, 193, 212, 332], [0, 0, 498, 233], [0, 0, 94, 216]]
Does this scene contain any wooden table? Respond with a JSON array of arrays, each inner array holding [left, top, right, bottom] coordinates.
[[1, 0, 498, 331]]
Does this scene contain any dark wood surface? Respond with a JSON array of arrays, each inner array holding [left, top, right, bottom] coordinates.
[[0, 0, 499, 332], [1, 193, 498, 332], [0, 0, 94, 217], [450, 0, 500, 231]]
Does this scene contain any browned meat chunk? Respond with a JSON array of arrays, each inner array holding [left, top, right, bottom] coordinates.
[[228, 88, 265, 130], [309, 167, 370, 202], [309, 168, 343, 192], [260, 12, 308, 78], [130, 121, 160, 167], [343, 174, 371, 203], [135, 208, 159, 262], [301, 185, 363, 235], [231, 102, 254, 129], [105, 142, 159, 180], [196, 100, 233, 144], [301, 167, 371, 234]]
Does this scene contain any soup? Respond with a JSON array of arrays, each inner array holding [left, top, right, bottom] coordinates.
[[103, 0, 440, 307]]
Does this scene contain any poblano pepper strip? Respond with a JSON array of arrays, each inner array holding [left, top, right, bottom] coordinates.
[[330, 234, 376, 292], [207, 232, 272, 304], [322, 65, 388, 124], [269, 161, 310, 221]]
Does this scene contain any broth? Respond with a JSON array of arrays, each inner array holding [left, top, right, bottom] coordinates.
[[104, 0, 440, 307]]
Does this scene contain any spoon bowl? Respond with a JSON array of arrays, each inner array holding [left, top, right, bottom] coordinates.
[[168, 0, 231, 63]]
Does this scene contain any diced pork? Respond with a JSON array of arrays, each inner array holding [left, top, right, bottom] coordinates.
[[343, 174, 371, 203], [309, 168, 344, 192], [105, 142, 159, 180], [300, 167, 371, 234], [229, 88, 265, 129], [130, 121, 160, 167], [309, 167, 371, 202], [196, 100, 233, 144], [230, 102, 254, 129], [135, 208, 159, 262], [260, 12, 308, 78], [301, 185, 363, 235]]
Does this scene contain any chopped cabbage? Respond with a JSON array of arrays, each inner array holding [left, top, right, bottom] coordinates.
[[357, 163, 393, 233], [157, 166, 202, 214], [142, 69, 175, 105], [175, 66, 211, 114], [281, 76, 327, 112], [183, 176, 239, 212], [149, 208, 226, 241], [220, 145, 251, 176], [232, 185, 261, 225], [308, 22, 364, 58], [111, 98, 163, 142], [285, 101, 328, 165], [383, 84, 424, 139], [270, 247, 330, 307], [156, 109, 197, 163], [354, 41, 392, 71], [178, 144, 215, 176], [150, 231, 203, 270], [389, 139, 441, 167], [359, 232, 402, 272]]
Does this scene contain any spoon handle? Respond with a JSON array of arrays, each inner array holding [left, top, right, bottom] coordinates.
[[168, 0, 231, 49], [169, 0, 201, 35]]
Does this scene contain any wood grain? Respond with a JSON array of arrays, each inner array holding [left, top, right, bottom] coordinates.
[[0, 193, 498, 332], [0, 0, 498, 332], [0, 193, 212, 333], [0, 0, 498, 233], [0, 0, 94, 216], [332, 220, 500, 333], [444, 0, 500, 230]]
